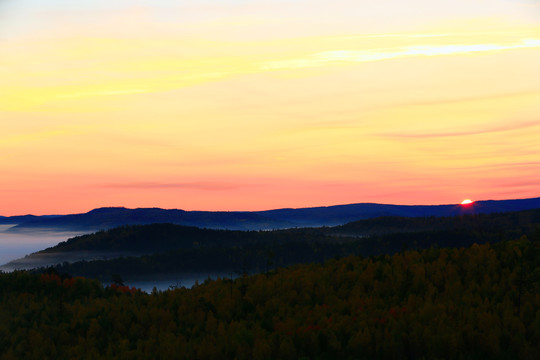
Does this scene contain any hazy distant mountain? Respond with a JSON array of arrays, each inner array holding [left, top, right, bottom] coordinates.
[[0, 214, 62, 225], [258, 197, 540, 225], [4, 197, 540, 232], [6, 207, 539, 278], [5, 207, 287, 232]]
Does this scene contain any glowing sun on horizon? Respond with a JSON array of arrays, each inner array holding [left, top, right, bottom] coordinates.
[[461, 199, 474, 205]]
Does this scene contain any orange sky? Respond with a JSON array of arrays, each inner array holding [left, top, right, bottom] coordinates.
[[1, 0, 540, 215]]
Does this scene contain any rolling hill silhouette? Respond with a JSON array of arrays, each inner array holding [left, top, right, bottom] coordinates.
[[3, 197, 540, 232]]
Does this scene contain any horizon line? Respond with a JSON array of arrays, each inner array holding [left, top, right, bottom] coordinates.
[[2, 195, 539, 217]]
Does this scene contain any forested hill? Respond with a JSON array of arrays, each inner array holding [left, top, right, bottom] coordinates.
[[30, 208, 540, 255], [1, 238, 539, 359], [332, 207, 540, 236], [22, 208, 540, 281], [38, 224, 332, 254], [5, 196, 540, 232]]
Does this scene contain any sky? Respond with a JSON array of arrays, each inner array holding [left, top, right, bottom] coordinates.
[[1, 0, 540, 215]]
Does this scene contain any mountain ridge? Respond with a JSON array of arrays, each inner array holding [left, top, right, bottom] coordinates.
[[3, 196, 540, 232], [5, 207, 539, 278]]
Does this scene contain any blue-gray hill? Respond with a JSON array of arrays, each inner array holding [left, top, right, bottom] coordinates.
[[4, 196, 540, 232]]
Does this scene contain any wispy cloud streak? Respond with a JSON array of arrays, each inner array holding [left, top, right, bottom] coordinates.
[[98, 182, 243, 191], [380, 120, 540, 139], [262, 38, 540, 70], [57, 89, 149, 99]]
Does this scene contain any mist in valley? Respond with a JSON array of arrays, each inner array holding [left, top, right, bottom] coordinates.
[[0, 225, 85, 269]]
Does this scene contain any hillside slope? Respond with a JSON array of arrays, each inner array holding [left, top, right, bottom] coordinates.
[[8, 208, 538, 281], [1, 237, 539, 359]]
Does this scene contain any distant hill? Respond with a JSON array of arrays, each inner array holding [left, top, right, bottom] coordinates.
[[34, 208, 540, 254], [4, 208, 540, 276], [3, 196, 540, 232], [5, 207, 288, 232], [0, 214, 62, 225], [258, 197, 540, 225]]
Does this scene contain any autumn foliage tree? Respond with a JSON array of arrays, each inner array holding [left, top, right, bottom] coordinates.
[[1, 237, 539, 359]]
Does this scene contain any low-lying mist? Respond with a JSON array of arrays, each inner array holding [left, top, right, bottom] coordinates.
[[0, 225, 85, 268]]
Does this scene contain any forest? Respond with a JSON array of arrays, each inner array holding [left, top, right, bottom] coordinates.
[[38, 209, 540, 282], [1, 236, 539, 359]]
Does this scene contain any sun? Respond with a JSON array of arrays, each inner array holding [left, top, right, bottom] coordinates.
[[461, 199, 474, 205]]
